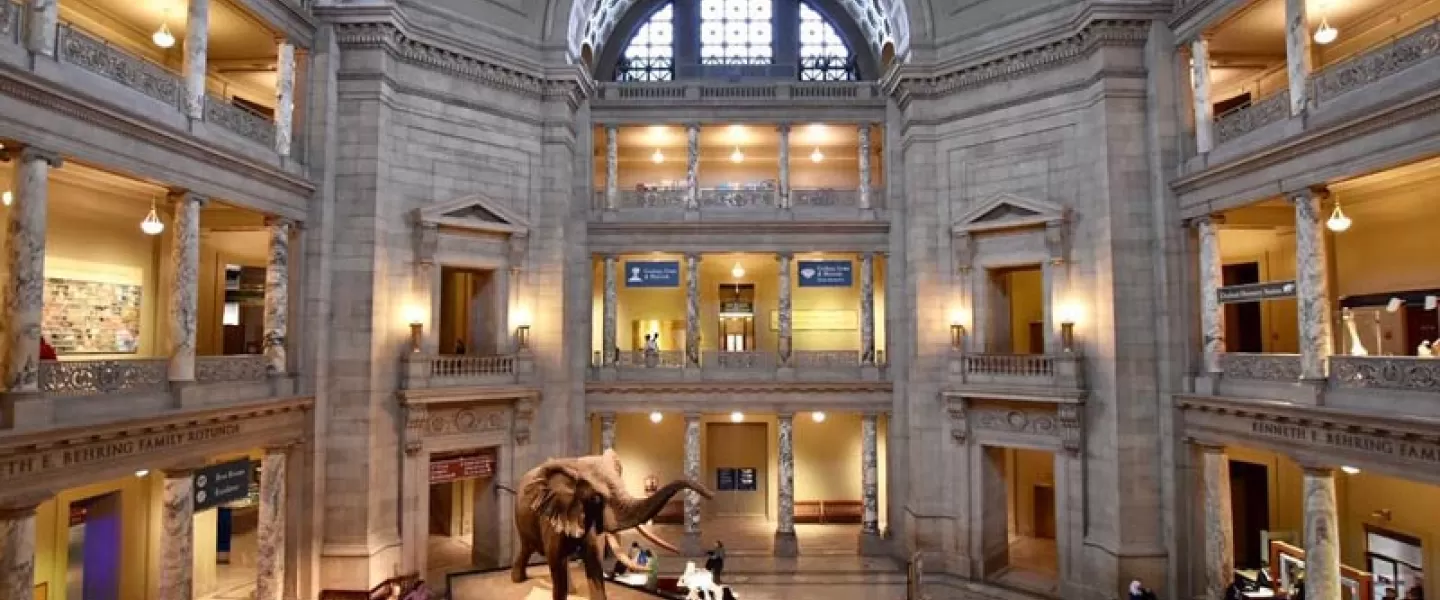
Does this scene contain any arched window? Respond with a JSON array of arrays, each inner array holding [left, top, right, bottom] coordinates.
[[616, 3, 675, 81], [799, 2, 857, 81], [700, 0, 773, 65]]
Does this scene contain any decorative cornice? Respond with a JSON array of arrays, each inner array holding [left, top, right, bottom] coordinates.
[[0, 396, 313, 453], [884, 19, 1152, 103], [332, 22, 592, 105], [397, 385, 541, 404], [1176, 394, 1440, 442], [586, 381, 893, 394], [589, 220, 890, 235]]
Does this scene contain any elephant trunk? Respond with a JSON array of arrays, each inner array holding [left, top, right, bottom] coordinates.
[[613, 479, 713, 532]]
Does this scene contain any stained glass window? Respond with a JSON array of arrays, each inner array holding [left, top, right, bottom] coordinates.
[[798, 2, 857, 81], [616, 3, 675, 81], [700, 0, 773, 65]]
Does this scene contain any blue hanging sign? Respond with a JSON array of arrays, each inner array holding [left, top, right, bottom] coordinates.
[[624, 261, 681, 288], [797, 260, 854, 287]]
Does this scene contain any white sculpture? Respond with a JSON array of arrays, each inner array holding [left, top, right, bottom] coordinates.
[[1419, 341, 1434, 358], [680, 561, 724, 600]]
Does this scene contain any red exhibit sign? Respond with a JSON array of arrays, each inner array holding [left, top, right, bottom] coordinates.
[[429, 451, 496, 484]]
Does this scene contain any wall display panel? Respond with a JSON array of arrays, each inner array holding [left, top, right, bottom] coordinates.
[[42, 278, 143, 354]]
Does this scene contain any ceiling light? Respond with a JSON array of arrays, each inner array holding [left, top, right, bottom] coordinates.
[[810, 147, 824, 163], [649, 411, 663, 423], [731, 262, 745, 279], [141, 200, 165, 235], [152, 10, 175, 49], [811, 411, 826, 423], [1, 190, 10, 206], [730, 147, 744, 163], [728, 124, 744, 136], [135, 469, 150, 477], [1341, 466, 1360, 475], [730, 411, 743, 423], [1314, 19, 1338, 45], [651, 148, 664, 164], [1326, 203, 1351, 232]]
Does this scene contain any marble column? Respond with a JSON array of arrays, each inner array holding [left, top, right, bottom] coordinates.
[[255, 449, 288, 600], [605, 126, 619, 210], [0, 501, 41, 600], [159, 469, 196, 600], [182, 0, 210, 120], [857, 123, 873, 209], [1284, 0, 1312, 116], [685, 253, 700, 368], [169, 191, 205, 382], [1197, 216, 1225, 375], [776, 124, 791, 208], [1302, 467, 1341, 600], [860, 413, 880, 536], [274, 41, 296, 157], [1200, 446, 1234, 600], [263, 218, 292, 376], [682, 412, 702, 553], [860, 252, 876, 366], [777, 252, 793, 365], [774, 412, 798, 556], [1190, 37, 1215, 154], [685, 124, 700, 210], [602, 255, 617, 367], [1293, 189, 1332, 380], [599, 412, 617, 452], [2, 147, 60, 394], [23, 0, 58, 57]]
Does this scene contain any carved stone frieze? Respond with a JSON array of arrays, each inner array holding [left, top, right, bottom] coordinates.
[[948, 404, 968, 444], [1058, 403, 1081, 454], [943, 393, 1082, 455], [513, 397, 535, 446], [1044, 221, 1069, 265], [404, 404, 428, 455], [953, 233, 974, 273], [1313, 21, 1440, 104], [415, 223, 439, 266], [425, 407, 508, 437], [973, 408, 1058, 436]]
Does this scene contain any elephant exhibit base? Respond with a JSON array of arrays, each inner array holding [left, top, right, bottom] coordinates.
[[773, 531, 799, 557], [448, 563, 665, 600]]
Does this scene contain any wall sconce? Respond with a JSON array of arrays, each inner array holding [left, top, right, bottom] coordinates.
[[404, 305, 424, 353], [515, 325, 531, 350], [1060, 322, 1076, 353], [950, 324, 967, 349]]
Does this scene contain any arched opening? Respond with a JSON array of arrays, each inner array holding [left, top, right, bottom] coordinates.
[[580, 42, 595, 68], [880, 40, 895, 69]]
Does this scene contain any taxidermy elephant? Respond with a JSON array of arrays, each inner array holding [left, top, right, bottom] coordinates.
[[507, 449, 714, 600]]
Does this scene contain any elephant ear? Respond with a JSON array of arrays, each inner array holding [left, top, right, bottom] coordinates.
[[525, 463, 602, 539]]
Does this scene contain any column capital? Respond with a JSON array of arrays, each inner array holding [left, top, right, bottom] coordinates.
[[0, 490, 54, 515], [601, 253, 617, 262], [1191, 214, 1226, 228], [776, 123, 792, 134], [776, 411, 794, 420], [264, 216, 295, 229], [683, 411, 702, 421], [263, 440, 302, 454], [685, 122, 700, 131], [1299, 463, 1337, 477], [861, 411, 880, 420], [166, 188, 208, 206], [605, 124, 619, 133], [775, 251, 793, 261], [1289, 185, 1331, 202], [599, 411, 617, 420], [1195, 442, 1227, 455], [684, 252, 702, 262], [860, 250, 875, 260], [8, 145, 64, 168]]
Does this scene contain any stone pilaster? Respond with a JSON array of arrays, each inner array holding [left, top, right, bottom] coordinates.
[[1190, 38, 1214, 154], [602, 255, 617, 367], [2, 147, 60, 394], [859, 412, 884, 555], [1293, 189, 1332, 380], [776, 124, 791, 208], [605, 126, 619, 210], [159, 469, 196, 600], [682, 412, 702, 555], [775, 412, 798, 556], [857, 123, 872, 209], [0, 498, 46, 600], [263, 218, 292, 376], [599, 412, 616, 452], [1197, 216, 1224, 375], [685, 253, 700, 368], [860, 252, 875, 365], [685, 124, 700, 210], [274, 41, 296, 157], [777, 252, 793, 365], [23, 0, 58, 57], [1284, 0, 1312, 115], [182, 0, 209, 120], [1200, 446, 1234, 600], [168, 191, 205, 382], [255, 449, 288, 600], [1302, 467, 1340, 600]]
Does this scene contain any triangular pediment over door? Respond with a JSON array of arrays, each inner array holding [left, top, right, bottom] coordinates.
[[951, 192, 1067, 236], [416, 194, 531, 237]]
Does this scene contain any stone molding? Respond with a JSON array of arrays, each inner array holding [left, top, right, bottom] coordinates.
[[0, 72, 314, 207], [587, 381, 892, 394], [942, 393, 1082, 455], [331, 22, 592, 105], [1176, 395, 1440, 442], [882, 19, 1151, 103], [399, 388, 539, 453]]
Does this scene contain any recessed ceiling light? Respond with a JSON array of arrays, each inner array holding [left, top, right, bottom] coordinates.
[[811, 411, 826, 423], [649, 411, 663, 423], [1341, 466, 1360, 475], [730, 411, 743, 423]]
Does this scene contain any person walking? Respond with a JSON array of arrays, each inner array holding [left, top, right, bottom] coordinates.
[[709, 541, 726, 584]]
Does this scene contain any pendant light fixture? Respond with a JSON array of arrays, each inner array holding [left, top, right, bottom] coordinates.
[[731, 262, 745, 279], [152, 9, 176, 49], [810, 147, 824, 163], [141, 199, 165, 235], [1313, 3, 1338, 45], [730, 147, 744, 163], [651, 148, 665, 164], [1326, 201, 1351, 232]]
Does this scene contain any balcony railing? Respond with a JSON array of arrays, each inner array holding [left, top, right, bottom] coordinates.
[[792, 350, 861, 369], [205, 93, 277, 148], [1219, 353, 1303, 382], [195, 354, 269, 383], [1312, 18, 1440, 105], [705, 351, 777, 369], [950, 353, 1086, 391], [1329, 356, 1440, 393], [594, 81, 881, 104], [402, 353, 528, 388], [39, 358, 169, 396], [698, 188, 776, 209], [617, 350, 685, 368], [605, 188, 688, 209], [1213, 89, 1289, 146], [791, 188, 861, 208], [56, 24, 183, 108], [591, 348, 884, 381]]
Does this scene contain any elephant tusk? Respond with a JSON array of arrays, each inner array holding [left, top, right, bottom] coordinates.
[[637, 523, 681, 555], [607, 533, 647, 572]]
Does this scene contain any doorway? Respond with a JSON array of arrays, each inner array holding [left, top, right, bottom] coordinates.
[[439, 267, 501, 356], [1222, 262, 1264, 353], [717, 284, 756, 352], [986, 266, 1045, 354], [65, 492, 122, 600], [1230, 460, 1271, 569], [982, 446, 1059, 595], [704, 422, 768, 517], [426, 448, 501, 582]]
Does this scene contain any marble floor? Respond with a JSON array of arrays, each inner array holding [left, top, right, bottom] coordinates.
[[199, 564, 259, 600], [989, 536, 1058, 597]]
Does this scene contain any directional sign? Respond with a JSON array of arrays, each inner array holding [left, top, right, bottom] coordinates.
[[193, 459, 253, 512]]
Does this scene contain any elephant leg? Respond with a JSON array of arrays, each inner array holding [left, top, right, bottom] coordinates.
[[544, 533, 570, 600], [580, 534, 609, 600], [511, 540, 535, 583]]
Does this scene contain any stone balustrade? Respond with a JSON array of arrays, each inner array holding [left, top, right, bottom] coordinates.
[[1312, 18, 1440, 105], [949, 353, 1086, 391], [195, 354, 270, 384], [1329, 356, 1440, 394], [791, 188, 862, 208], [401, 353, 532, 388], [793, 350, 861, 369], [590, 349, 883, 382], [1213, 89, 1289, 146], [594, 81, 881, 105], [56, 23, 183, 108], [39, 358, 169, 396], [205, 93, 278, 148], [1218, 353, 1303, 382], [698, 188, 776, 209], [616, 350, 686, 368], [705, 350, 777, 370]]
